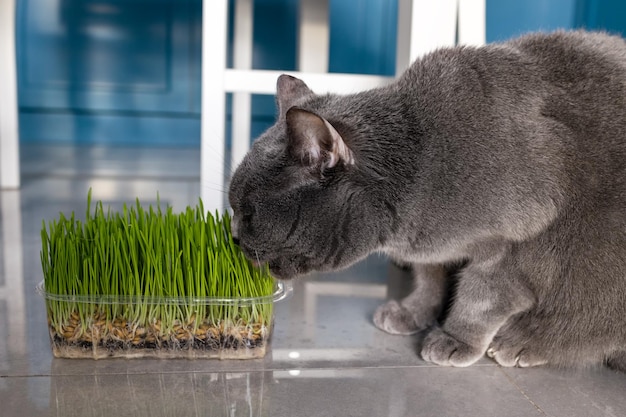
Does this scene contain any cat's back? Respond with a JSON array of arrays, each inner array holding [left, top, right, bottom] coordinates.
[[401, 30, 626, 105], [514, 31, 626, 175], [409, 30, 626, 152], [512, 30, 626, 66], [509, 30, 626, 89], [502, 32, 626, 197]]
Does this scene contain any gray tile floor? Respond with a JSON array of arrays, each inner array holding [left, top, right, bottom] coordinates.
[[1, 143, 625, 417]]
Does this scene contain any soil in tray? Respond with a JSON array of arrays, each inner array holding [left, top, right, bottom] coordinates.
[[47, 312, 270, 359], [49, 335, 269, 359]]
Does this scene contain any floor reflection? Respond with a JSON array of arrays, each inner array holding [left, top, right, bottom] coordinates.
[[49, 361, 272, 417], [46, 365, 409, 417], [0, 190, 33, 413], [0, 190, 26, 357]]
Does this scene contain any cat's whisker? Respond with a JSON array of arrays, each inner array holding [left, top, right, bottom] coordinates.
[[200, 131, 241, 175], [199, 159, 235, 177], [200, 184, 230, 195]]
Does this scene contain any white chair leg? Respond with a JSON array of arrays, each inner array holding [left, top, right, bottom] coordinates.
[[397, 0, 484, 74], [405, 0, 458, 60], [396, 0, 415, 75], [458, 0, 486, 46], [201, 0, 228, 212], [0, 0, 20, 189], [298, 0, 329, 72], [231, 0, 254, 174]]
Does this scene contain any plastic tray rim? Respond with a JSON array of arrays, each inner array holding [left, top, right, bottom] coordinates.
[[36, 279, 293, 306]]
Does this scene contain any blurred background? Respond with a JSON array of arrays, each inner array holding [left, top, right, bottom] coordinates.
[[15, 0, 626, 149]]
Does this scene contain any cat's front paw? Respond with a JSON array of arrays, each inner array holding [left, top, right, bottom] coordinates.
[[487, 318, 549, 368], [486, 344, 548, 368], [373, 300, 422, 335], [420, 326, 484, 367]]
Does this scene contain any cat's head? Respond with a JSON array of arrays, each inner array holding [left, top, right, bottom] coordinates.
[[228, 75, 384, 279]]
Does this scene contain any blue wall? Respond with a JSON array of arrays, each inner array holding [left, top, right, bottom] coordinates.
[[574, 0, 626, 37], [486, 0, 578, 42], [487, 0, 626, 42], [17, 0, 626, 147], [18, 0, 203, 146]]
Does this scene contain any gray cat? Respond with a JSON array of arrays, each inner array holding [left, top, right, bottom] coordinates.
[[228, 30, 626, 371]]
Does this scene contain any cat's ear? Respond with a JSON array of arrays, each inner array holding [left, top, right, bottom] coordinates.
[[277, 75, 313, 116], [286, 107, 354, 171]]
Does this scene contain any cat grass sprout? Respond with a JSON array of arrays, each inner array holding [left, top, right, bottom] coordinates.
[[39, 190, 281, 359]]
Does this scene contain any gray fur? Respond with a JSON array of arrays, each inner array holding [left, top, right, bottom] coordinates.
[[228, 30, 626, 370]]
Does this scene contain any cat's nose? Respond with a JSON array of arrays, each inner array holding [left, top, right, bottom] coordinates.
[[232, 236, 240, 246]]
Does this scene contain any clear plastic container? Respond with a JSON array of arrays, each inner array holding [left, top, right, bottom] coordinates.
[[37, 280, 292, 359]]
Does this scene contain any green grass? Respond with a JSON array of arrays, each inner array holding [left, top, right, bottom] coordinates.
[[40, 189, 275, 348]]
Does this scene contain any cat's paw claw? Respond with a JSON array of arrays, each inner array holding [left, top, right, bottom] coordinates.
[[421, 326, 483, 367], [373, 300, 421, 335], [487, 342, 548, 368]]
